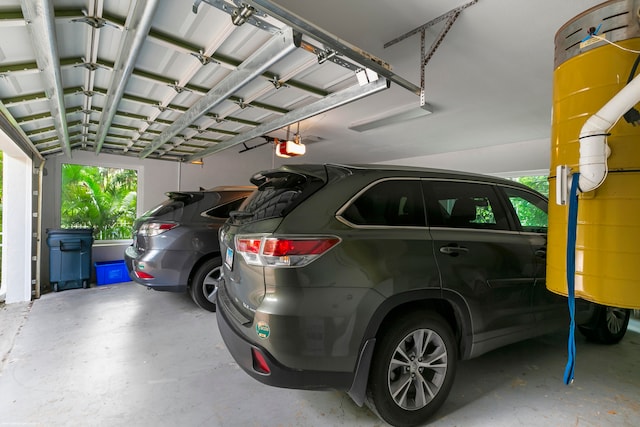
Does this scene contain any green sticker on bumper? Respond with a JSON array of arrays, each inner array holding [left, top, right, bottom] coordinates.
[[256, 321, 270, 339]]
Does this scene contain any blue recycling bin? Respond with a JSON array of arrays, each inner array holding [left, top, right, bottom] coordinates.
[[47, 228, 94, 292]]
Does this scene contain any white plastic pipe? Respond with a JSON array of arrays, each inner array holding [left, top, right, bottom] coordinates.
[[579, 73, 640, 192]]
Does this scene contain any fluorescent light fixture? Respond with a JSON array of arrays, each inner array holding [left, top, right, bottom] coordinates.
[[348, 103, 432, 132], [355, 68, 379, 86]]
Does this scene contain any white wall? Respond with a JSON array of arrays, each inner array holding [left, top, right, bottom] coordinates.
[[178, 141, 285, 190], [377, 138, 550, 177], [0, 131, 33, 303]]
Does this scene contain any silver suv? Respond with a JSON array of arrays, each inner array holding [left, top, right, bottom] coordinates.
[[125, 186, 254, 311], [216, 164, 629, 426]]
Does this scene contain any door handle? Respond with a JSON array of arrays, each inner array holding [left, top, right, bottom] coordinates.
[[439, 245, 469, 256], [535, 249, 546, 259]]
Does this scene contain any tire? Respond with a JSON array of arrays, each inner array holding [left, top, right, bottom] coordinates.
[[366, 312, 457, 427], [578, 305, 630, 344], [189, 257, 222, 312]]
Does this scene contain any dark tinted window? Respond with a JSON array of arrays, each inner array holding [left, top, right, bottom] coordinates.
[[503, 187, 548, 232], [204, 197, 248, 219], [239, 186, 302, 221], [425, 181, 509, 230], [232, 172, 324, 224], [342, 180, 425, 227], [139, 192, 209, 221]]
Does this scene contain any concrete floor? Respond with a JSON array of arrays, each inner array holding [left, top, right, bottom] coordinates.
[[0, 283, 638, 427]]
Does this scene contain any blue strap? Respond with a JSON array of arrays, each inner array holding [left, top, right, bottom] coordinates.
[[564, 172, 580, 385]]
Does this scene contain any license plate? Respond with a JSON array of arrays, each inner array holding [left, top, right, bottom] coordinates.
[[225, 247, 234, 269]]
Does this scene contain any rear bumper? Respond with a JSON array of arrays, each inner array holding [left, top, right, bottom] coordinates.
[[124, 245, 189, 292], [216, 284, 352, 391]]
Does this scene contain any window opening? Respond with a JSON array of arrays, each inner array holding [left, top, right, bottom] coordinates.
[[61, 164, 137, 241], [426, 181, 508, 230], [504, 187, 548, 233], [342, 180, 425, 227]]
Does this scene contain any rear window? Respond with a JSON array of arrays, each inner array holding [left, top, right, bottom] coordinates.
[[203, 197, 248, 219], [231, 172, 324, 224], [139, 192, 208, 220]]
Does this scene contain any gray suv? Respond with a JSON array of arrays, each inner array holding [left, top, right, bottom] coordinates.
[[216, 164, 629, 426], [125, 186, 254, 311]]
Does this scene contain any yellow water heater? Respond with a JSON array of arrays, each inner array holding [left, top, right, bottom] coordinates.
[[548, 0, 640, 309]]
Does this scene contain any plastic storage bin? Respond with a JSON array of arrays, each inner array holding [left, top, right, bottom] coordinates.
[[95, 260, 129, 285], [47, 228, 94, 292]]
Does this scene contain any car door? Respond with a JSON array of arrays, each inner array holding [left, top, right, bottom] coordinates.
[[500, 186, 566, 332], [337, 178, 440, 296], [423, 179, 537, 354]]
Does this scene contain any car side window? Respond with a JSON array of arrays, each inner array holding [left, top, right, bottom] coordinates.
[[203, 197, 247, 219], [342, 180, 426, 227], [503, 187, 548, 232], [424, 181, 509, 230]]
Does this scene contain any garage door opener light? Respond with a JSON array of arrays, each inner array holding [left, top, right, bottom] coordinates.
[[275, 135, 305, 158]]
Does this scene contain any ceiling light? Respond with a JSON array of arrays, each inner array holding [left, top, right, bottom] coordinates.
[[355, 68, 379, 86], [348, 103, 432, 132]]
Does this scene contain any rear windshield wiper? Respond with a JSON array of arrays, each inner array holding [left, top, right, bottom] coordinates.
[[229, 210, 253, 220]]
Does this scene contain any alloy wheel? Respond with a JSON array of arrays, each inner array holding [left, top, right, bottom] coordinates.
[[387, 328, 448, 411]]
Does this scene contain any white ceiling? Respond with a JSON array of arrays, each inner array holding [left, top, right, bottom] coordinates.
[[0, 0, 605, 165], [274, 0, 605, 164]]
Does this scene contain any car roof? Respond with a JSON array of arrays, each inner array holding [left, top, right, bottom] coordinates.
[[276, 163, 545, 195]]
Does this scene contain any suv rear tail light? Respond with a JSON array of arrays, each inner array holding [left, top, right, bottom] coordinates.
[[251, 348, 271, 374], [235, 235, 340, 267], [139, 222, 178, 237], [135, 270, 155, 280]]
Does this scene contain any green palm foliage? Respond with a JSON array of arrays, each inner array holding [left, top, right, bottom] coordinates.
[[513, 175, 549, 197], [61, 164, 137, 240], [511, 176, 549, 228]]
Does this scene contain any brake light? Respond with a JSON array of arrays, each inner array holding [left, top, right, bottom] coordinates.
[[263, 238, 339, 256], [139, 222, 178, 237], [236, 238, 262, 254], [135, 270, 154, 279], [235, 235, 340, 267]]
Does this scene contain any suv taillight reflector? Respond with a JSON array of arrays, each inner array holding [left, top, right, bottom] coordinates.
[[139, 222, 178, 237], [252, 348, 271, 375], [236, 238, 262, 254], [135, 270, 154, 279], [263, 238, 339, 256], [235, 236, 340, 267]]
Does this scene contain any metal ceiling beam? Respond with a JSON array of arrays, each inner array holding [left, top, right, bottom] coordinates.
[[0, 103, 45, 162], [94, 0, 159, 154], [140, 27, 299, 158], [245, 0, 421, 96], [21, 0, 71, 157], [184, 77, 389, 161]]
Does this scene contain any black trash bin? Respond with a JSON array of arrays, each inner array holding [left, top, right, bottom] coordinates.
[[46, 228, 94, 292]]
